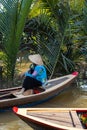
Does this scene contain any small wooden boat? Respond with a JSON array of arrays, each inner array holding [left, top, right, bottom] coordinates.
[[13, 107, 87, 130], [0, 72, 78, 109]]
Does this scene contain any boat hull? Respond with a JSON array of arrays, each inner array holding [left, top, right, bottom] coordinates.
[[13, 108, 86, 130], [0, 72, 78, 109]]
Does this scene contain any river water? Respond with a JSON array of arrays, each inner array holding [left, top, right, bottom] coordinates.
[[0, 84, 87, 130]]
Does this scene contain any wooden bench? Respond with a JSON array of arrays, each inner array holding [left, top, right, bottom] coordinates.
[[70, 111, 83, 128]]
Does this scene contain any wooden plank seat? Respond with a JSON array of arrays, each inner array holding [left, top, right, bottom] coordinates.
[[70, 111, 83, 128]]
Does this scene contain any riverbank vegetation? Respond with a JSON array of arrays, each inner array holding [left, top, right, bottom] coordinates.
[[0, 0, 87, 88]]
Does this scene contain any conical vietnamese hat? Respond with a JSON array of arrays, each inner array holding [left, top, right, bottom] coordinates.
[[28, 54, 43, 65]]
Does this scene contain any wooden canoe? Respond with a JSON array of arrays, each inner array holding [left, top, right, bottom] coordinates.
[[0, 72, 78, 109], [13, 107, 87, 130]]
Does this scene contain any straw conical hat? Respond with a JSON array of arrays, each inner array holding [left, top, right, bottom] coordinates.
[[28, 54, 43, 65]]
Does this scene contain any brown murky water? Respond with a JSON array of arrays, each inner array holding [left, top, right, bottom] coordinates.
[[0, 84, 87, 130]]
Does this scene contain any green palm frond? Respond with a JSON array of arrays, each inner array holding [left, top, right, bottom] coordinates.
[[61, 53, 75, 72], [38, 0, 71, 77], [24, 12, 60, 77], [83, 0, 87, 34], [0, 0, 33, 81], [36, 32, 60, 75]]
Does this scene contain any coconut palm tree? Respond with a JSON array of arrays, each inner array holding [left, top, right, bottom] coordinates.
[[23, 0, 76, 78], [0, 0, 33, 83], [33, 0, 85, 77]]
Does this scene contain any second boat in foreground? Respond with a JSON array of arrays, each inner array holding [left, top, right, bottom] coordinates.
[[13, 107, 87, 130]]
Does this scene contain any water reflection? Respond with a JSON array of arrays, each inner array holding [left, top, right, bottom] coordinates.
[[0, 84, 87, 130], [35, 84, 87, 108], [0, 111, 33, 130]]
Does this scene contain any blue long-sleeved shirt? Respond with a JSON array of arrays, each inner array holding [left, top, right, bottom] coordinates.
[[25, 65, 47, 85]]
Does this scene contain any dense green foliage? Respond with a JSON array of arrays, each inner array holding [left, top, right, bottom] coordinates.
[[0, 0, 87, 84], [23, 0, 86, 77]]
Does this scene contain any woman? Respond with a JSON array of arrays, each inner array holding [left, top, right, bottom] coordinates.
[[16, 54, 47, 95]]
